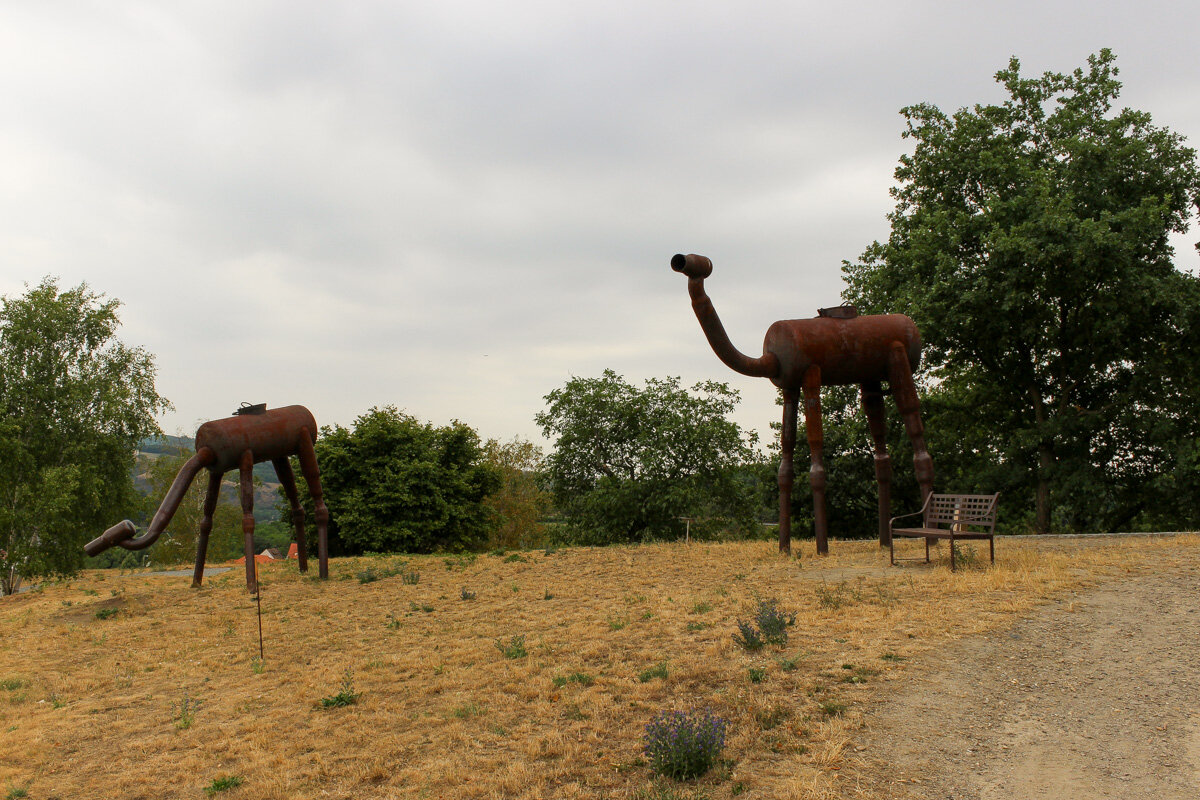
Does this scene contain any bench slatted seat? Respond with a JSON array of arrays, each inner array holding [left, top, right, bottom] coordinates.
[[889, 493, 999, 571]]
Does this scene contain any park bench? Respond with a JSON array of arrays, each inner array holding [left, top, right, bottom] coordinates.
[[889, 493, 999, 571]]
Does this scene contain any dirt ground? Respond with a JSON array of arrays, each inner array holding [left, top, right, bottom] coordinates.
[[848, 540, 1200, 799]]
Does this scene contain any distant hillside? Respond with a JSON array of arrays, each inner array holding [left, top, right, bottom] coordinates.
[[137, 436, 281, 484]]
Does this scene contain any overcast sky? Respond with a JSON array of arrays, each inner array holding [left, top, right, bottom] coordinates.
[[3, 1, 1198, 450]]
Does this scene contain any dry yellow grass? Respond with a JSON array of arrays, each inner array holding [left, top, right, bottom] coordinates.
[[1, 533, 1196, 799]]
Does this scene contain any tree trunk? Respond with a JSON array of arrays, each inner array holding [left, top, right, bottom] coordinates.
[[1035, 443, 1054, 534]]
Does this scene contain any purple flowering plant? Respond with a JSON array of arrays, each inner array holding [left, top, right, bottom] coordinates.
[[643, 707, 728, 780]]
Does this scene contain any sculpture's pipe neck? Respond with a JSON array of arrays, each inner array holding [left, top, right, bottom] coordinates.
[[686, 277, 779, 379], [84, 448, 216, 555]]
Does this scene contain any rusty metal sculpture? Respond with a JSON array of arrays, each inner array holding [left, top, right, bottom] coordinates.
[[85, 403, 330, 593], [671, 253, 934, 555]]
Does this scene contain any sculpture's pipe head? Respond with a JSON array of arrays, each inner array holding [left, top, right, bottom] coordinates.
[[84, 520, 138, 556], [671, 253, 713, 279]]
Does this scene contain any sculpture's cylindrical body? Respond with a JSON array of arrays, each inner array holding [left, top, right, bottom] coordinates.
[[764, 315, 921, 390], [195, 405, 318, 473]]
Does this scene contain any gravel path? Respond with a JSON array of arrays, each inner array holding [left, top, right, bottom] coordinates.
[[850, 561, 1200, 799]]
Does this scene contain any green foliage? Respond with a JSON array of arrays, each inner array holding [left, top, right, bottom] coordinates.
[[319, 669, 359, 708], [172, 691, 201, 729], [843, 51, 1200, 533], [284, 406, 501, 554], [536, 370, 761, 545], [0, 278, 170, 594], [638, 663, 669, 683], [494, 635, 527, 659], [482, 437, 552, 549], [135, 442, 243, 567], [202, 775, 243, 796], [733, 599, 794, 650]]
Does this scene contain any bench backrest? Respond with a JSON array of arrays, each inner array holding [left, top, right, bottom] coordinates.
[[924, 493, 999, 532]]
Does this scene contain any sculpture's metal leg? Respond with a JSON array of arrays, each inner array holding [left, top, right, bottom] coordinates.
[[777, 390, 799, 556], [192, 470, 223, 588], [296, 432, 330, 579], [272, 457, 308, 574], [861, 382, 893, 548], [803, 367, 828, 555], [887, 343, 935, 501], [239, 449, 258, 594]]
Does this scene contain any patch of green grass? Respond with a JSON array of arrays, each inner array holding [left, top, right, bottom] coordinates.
[[401, 570, 420, 585], [776, 654, 802, 672], [6, 786, 30, 800], [685, 621, 708, 632], [504, 553, 527, 563], [637, 663, 668, 683], [0, 679, 26, 692], [203, 775, 244, 796], [94, 607, 119, 620], [840, 664, 879, 684], [690, 601, 712, 614], [880, 651, 905, 662], [748, 667, 766, 683], [451, 701, 485, 719], [607, 615, 628, 631], [494, 635, 527, 659], [817, 698, 847, 717], [553, 671, 595, 688], [754, 704, 791, 730], [385, 613, 401, 629]]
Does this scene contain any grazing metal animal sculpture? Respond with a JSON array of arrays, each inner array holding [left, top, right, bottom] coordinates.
[[85, 403, 329, 593], [671, 253, 934, 555]]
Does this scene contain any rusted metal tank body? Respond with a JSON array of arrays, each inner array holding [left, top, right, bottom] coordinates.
[[196, 405, 318, 473], [764, 315, 921, 390]]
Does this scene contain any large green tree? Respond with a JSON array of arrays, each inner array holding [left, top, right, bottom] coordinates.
[[536, 370, 761, 544], [843, 50, 1200, 533], [0, 278, 170, 593], [482, 437, 552, 550], [284, 406, 500, 554]]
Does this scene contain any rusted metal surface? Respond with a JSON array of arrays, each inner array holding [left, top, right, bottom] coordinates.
[[671, 253, 936, 555], [85, 404, 330, 593]]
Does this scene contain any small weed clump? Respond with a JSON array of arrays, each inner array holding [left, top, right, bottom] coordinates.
[[504, 553, 528, 563], [753, 599, 795, 645], [319, 669, 360, 709], [495, 635, 527, 659], [385, 614, 401, 630], [357, 569, 379, 584], [951, 543, 979, 568], [203, 775, 244, 796], [250, 658, 264, 675], [732, 619, 764, 651], [172, 691, 202, 729], [643, 707, 728, 780], [733, 599, 794, 651], [94, 607, 120, 620], [553, 672, 595, 688], [747, 667, 766, 684], [401, 570, 420, 585], [460, 587, 476, 601], [817, 698, 847, 717], [638, 663, 669, 683]]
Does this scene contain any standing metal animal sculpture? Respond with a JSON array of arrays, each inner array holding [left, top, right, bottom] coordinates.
[[85, 403, 330, 593], [671, 253, 934, 555]]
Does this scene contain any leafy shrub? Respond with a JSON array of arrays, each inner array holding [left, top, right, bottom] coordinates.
[[731, 619, 764, 651], [643, 708, 728, 780], [752, 599, 795, 646]]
